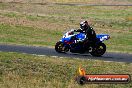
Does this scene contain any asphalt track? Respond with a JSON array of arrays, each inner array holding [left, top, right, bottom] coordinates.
[[0, 44, 132, 63]]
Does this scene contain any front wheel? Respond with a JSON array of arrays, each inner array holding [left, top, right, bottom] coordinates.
[[55, 41, 69, 53], [90, 43, 106, 57]]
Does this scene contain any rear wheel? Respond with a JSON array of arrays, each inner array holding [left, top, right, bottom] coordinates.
[[55, 41, 69, 53], [90, 43, 106, 57]]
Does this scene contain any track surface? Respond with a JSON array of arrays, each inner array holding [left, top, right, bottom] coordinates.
[[0, 44, 132, 63]]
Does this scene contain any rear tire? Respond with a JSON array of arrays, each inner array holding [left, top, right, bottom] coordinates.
[[90, 43, 106, 57]]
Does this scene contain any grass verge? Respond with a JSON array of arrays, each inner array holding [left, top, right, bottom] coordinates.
[[0, 52, 132, 88], [0, 23, 131, 53], [0, 24, 62, 46], [0, 3, 131, 53]]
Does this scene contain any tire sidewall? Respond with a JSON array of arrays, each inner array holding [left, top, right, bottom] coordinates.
[[55, 41, 69, 53], [90, 43, 106, 57], [55, 41, 64, 53]]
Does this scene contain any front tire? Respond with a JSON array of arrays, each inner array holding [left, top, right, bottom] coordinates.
[[90, 43, 106, 57], [55, 41, 69, 53]]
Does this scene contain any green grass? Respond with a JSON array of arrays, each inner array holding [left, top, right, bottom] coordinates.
[[0, 24, 62, 46], [0, 23, 131, 53], [0, 3, 131, 53], [0, 3, 132, 30], [105, 32, 132, 53], [51, 0, 132, 3], [0, 52, 132, 88], [1, 0, 132, 4], [2, 12, 18, 18], [0, 2, 131, 88], [26, 15, 43, 21]]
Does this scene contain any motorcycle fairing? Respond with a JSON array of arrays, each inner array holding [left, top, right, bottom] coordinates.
[[60, 33, 110, 42], [96, 34, 110, 41]]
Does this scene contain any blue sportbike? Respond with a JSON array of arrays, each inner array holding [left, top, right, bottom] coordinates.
[[55, 29, 110, 56]]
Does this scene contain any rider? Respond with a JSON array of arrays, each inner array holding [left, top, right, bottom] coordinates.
[[74, 21, 97, 47]]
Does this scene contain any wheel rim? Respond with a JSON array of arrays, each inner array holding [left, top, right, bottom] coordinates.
[[58, 43, 64, 51], [96, 45, 105, 55], [57, 43, 69, 52]]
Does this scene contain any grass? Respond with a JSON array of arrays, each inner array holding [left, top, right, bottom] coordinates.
[[0, 3, 131, 53], [52, 0, 132, 3], [0, 24, 62, 46], [0, 1, 131, 88], [0, 52, 132, 88], [0, 23, 131, 53], [0, 3, 132, 30], [2, 12, 18, 18], [1, 0, 132, 4]]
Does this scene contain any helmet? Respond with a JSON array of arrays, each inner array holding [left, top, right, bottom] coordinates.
[[80, 21, 88, 30]]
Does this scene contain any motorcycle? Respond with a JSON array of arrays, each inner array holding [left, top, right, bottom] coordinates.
[[55, 29, 110, 56]]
